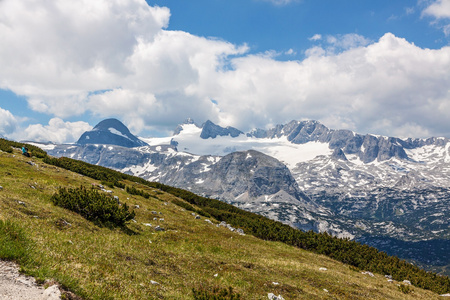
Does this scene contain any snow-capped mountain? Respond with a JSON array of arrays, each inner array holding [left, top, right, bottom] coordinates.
[[44, 118, 450, 274], [77, 118, 148, 148]]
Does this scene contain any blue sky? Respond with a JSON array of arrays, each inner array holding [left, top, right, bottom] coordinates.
[[1, 0, 450, 143]]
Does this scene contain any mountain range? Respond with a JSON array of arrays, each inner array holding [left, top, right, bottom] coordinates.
[[38, 118, 450, 275]]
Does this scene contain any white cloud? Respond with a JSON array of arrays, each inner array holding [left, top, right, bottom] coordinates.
[[422, 0, 450, 35], [1, 0, 450, 140], [205, 33, 450, 137], [20, 118, 92, 144], [0, 0, 170, 116], [0, 107, 19, 135], [309, 34, 322, 41], [423, 0, 450, 19], [257, 0, 300, 5], [307, 34, 371, 56]]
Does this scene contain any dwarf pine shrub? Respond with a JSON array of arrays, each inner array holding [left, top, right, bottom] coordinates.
[[51, 186, 135, 227]]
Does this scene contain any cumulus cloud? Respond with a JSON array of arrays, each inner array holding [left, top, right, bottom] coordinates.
[[19, 118, 92, 144], [0, 107, 19, 135], [423, 0, 450, 19], [0, 0, 170, 116], [306, 33, 372, 56], [1, 0, 450, 140], [206, 33, 450, 137], [422, 0, 450, 35]]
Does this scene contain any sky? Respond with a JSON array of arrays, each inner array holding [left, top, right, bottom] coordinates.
[[1, 0, 450, 143]]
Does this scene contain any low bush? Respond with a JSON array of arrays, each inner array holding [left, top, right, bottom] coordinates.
[[51, 186, 135, 227]]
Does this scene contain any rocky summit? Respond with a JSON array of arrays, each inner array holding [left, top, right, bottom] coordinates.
[[77, 118, 147, 148]]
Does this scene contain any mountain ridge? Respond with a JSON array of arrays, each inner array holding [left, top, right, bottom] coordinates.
[[41, 118, 450, 275]]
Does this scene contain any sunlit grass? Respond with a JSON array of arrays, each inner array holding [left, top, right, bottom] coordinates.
[[0, 149, 443, 299]]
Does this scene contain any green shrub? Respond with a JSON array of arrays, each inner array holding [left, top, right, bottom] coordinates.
[[398, 284, 413, 294], [51, 186, 135, 227], [0, 138, 48, 158]]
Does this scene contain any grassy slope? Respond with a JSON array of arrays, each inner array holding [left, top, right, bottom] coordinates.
[[0, 149, 443, 299]]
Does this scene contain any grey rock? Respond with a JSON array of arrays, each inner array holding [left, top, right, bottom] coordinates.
[[268, 293, 285, 300], [154, 226, 164, 232], [41, 284, 61, 300]]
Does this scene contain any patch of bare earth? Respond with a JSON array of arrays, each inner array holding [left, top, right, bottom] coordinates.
[[0, 260, 61, 300]]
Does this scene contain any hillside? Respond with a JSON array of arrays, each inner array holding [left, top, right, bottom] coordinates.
[[0, 144, 448, 299]]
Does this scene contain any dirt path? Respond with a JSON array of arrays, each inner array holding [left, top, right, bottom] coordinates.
[[0, 260, 61, 300]]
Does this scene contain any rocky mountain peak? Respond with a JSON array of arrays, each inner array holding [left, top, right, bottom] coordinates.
[[173, 118, 200, 135], [331, 148, 348, 161], [200, 120, 243, 139], [77, 118, 147, 148]]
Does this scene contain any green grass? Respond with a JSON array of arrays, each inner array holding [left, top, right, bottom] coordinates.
[[0, 219, 32, 263], [0, 148, 446, 299]]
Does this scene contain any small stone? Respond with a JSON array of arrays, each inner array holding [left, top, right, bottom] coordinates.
[[323, 289, 328, 293], [195, 215, 201, 219], [214, 274, 218, 277], [268, 293, 285, 300], [403, 280, 411, 285], [159, 218, 164, 221], [236, 228, 245, 235], [0, 186, 3, 190], [18, 201, 26, 206], [150, 280, 159, 285], [151, 211, 158, 214], [272, 282, 279, 285], [42, 285, 61, 300], [134, 205, 140, 209], [153, 217, 158, 221], [319, 267, 327, 271], [362, 271, 374, 277], [143, 223, 152, 227], [385, 275, 393, 279], [155, 225, 164, 232]]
